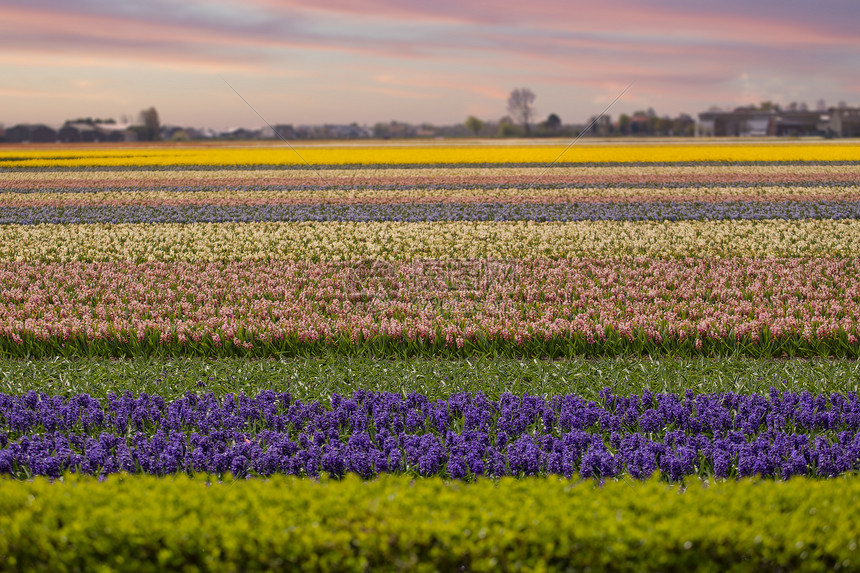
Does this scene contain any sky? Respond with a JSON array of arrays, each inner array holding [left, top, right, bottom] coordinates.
[[2, 0, 859, 131]]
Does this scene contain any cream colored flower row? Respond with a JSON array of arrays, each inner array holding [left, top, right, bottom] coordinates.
[[1, 142, 859, 167], [1, 220, 858, 262], [3, 164, 860, 184], [1, 186, 857, 206]]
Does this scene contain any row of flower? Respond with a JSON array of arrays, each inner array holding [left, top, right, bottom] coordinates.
[[3, 164, 859, 190], [2, 184, 859, 205], [2, 142, 858, 168], [3, 200, 860, 224], [0, 146, 856, 359], [0, 258, 856, 356], [1, 220, 858, 261], [3, 389, 860, 480]]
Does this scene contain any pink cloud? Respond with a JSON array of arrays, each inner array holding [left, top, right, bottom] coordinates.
[[515, 2, 859, 47], [0, 4, 431, 69], [373, 73, 510, 100], [246, 0, 860, 48], [2, 0, 857, 126], [4, 1, 857, 81], [354, 85, 438, 100]]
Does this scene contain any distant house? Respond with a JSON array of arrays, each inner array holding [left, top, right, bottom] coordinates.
[[384, 122, 415, 139], [5, 125, 28, 142], [57, 125, 82, 143], [5, 124, 57, 143], [273, 124, 297, 140], [697, 109, 774, 137], [58, 122, 100, 142], [220, 127, 263, 140], [830, 107, 860, 137], [770, 111, 829, 137], [286, 123, 371, 139], [58, 122, 135, 143], [325, 124, 372, 139], [629, 114, 650, 135], [97, 123, 135, 142], [697, 107, 860, 137]]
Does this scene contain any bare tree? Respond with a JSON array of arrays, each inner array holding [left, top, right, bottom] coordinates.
[[507, 88, 536, 135]]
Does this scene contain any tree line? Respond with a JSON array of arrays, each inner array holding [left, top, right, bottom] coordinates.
[[462, 87, 695, 137]]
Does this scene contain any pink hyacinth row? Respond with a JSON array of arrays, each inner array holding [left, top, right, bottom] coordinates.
[[3, 189, 860, 208], [2, 166, 858, 191], [0, 258, 857, 352]]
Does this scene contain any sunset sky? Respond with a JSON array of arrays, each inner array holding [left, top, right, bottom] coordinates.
[[2, 0, 859, 131]]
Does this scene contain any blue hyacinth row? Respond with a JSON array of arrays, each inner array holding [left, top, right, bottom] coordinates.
[[3, 200, 860, 225], [3, 389, 860, 480]]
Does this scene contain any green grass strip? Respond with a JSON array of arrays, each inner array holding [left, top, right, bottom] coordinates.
[[2, 356, 859, 401], [2, 473, 859, 572]]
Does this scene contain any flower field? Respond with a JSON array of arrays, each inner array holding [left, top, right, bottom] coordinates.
[[0, 142, 859, 358], [5, 388, 860, 481], [3, 141, 860, 168], [2, 140, 860, 570]]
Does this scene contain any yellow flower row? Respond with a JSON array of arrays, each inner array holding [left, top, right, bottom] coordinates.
[[1, 142, 859, 167], [1, 220, 857, 261]]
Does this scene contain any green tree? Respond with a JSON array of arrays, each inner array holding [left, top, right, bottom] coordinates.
[[497, 116, 519, 137], [544, 113, 561, 132], [372, 122, 390, 139], [464, 116, 484, 137], [654, 117, 672, 136], [618, 113, 631, 135]]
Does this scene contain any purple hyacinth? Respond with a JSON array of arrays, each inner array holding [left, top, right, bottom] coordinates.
[[3, 388, 860, 480]]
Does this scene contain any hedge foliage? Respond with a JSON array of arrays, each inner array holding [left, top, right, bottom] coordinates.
[[1, 473, 859, 572]]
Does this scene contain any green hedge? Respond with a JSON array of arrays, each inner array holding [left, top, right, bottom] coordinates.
[[2, 474, 859, 572]]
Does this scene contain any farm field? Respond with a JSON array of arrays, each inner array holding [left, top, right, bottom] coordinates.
[[2, 139, 860, 570]]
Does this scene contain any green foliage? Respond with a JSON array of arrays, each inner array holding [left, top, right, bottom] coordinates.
[[0, 326, 858, 360], [464, 116, 484, 136], [497, 122, 520, 137], [1, 473, 859, 572], [2, 355, 859, 402]]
